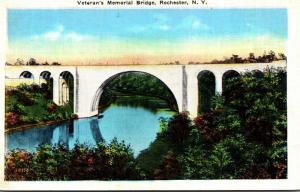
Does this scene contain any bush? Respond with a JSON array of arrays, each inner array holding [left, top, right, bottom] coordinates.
[[5, 140, 142, 181], [153, 151, 181, 179], [47, 103, 57, 113], [71, 114, 79, 120], [32, 144, 71, 180], [162, 112, 192, 147], [5, 112, 21, 127], [5, 150, 35, 180]]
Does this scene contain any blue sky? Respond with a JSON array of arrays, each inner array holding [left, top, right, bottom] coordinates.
[[7, 9, 287, 65]]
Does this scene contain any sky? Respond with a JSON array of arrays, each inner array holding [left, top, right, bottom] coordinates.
[[7, 9, 287, 65]]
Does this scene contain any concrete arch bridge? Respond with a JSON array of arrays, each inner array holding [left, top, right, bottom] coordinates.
[[5, 61, 286, 118]]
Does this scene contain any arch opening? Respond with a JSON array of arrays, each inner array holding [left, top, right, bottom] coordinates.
[[40, 71, 51, 79], [59, 71, 74, 112], [251, 70, 264, 78], [19, 71, 34, 79], [39, 71, 53, 100], [39, 71, 52, 86], [222, 70, 240, 94], [197, 70, 216, 114], [91, 71, 179, 114]]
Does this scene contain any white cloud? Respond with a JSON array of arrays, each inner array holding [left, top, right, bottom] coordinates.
[[254, 33, 273, 41], [192, 19, 209, 30], [129, 14, 171, 33], [130, 23, 171, 33], [153, 14, 169, 23], [31, 35, 40, 41], [129, 15, 209, 33], [180, 16, 210, 31], [43, 25, 64, 41], [159, 24, 170, 31], [31, 24, 93, 42], [192, 20, 201, 29], [65, 32, 91, 42], [57, 24, 64, 32], [44, 31, 61, 41]]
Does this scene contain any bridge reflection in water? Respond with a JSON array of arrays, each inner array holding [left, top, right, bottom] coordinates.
[[6, 104, 174, 156], [5, 117, 104, 153]]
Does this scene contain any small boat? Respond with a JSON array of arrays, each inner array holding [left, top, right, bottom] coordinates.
[[98, 113, 104, 119]]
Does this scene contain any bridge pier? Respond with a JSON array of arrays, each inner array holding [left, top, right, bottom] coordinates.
[[182, 66, 188, 111], [186, 69, 198, 118], [52, 78, 60, 105], [215, 72, 223, 94]]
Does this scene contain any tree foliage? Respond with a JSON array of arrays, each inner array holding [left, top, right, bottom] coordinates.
[[5, 83, 73, 129], [138, 67, 287, 179], [5, 140, 142, 180]]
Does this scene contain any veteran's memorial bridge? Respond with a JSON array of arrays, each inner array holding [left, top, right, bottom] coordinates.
[[5, 61, 286, 118]]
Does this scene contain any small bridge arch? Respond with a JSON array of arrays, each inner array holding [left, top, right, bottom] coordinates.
[[197, 70, 216, 114], [59, 71, 74, 106], [39, 71, 52, 84], [19, 71, 34, 79]]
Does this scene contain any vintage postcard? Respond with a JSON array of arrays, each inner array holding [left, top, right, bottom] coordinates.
[[0, 0, 299, 190]]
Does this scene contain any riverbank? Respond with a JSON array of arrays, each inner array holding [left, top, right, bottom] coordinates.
[[5, 118, 71, 134], [5, 83, 74, 132]]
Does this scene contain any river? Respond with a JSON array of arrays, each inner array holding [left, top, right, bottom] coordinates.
[[5, 96, 175, 156]]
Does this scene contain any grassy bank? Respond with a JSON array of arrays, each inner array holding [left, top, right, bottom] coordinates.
[[5, 83, 75, 131]]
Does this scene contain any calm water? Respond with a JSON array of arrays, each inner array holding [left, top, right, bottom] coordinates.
[[5, 100, 175, 156]]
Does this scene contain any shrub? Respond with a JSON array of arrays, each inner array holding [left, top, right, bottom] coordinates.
[[69, 144, 97, 180], [163, 112, 192, 147], [47, 103, 57, 113], [20, 116, 39, 124], [5, 150, 35, 180], [71, 114, 79, 120], [193, 111, 228, 144], [6, 112, 21, 127], [5, 140, 141, 181], [32, 144, 71, 180], [17, 84, 33, 92], [154, 151, 181, 179], [6, 102, 26, 114], [178, 147, 214, 179]]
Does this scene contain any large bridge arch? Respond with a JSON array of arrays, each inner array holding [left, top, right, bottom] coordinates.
[[90, 70, 179, 114]]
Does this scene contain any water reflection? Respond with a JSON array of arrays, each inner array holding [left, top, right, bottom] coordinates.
[[6, 100, 175, 156], [69, 121, 74, 135], [109, 95, 172, 114], [90, 118, 104, 143]]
